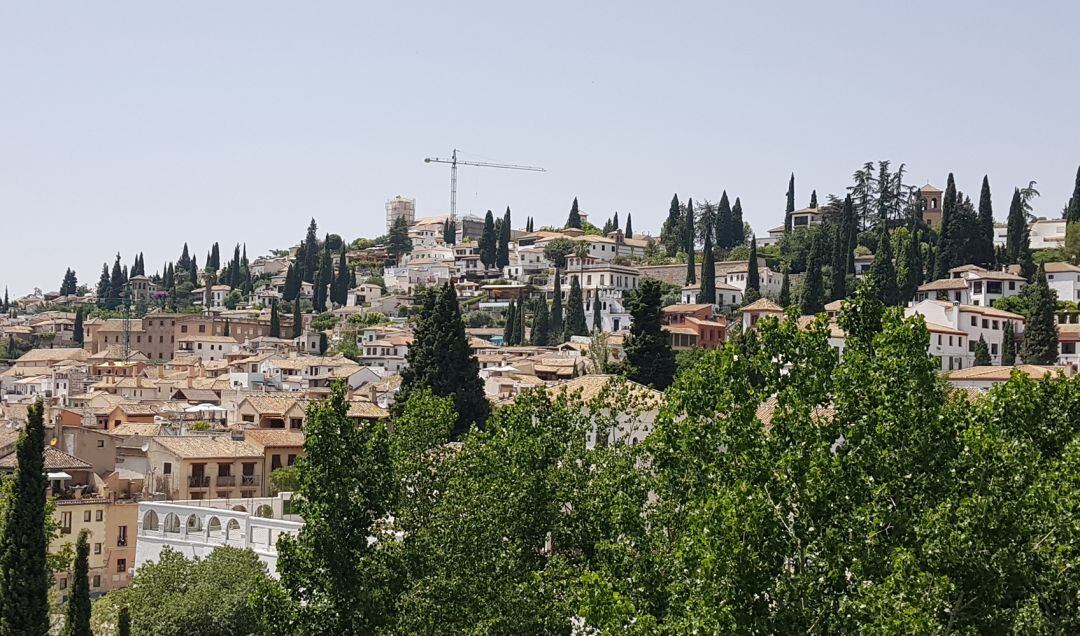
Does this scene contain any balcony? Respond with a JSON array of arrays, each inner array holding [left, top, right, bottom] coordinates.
[[216, 475, 236, 487], [241, 475, 260, 487], [188, 475, 210, 488]]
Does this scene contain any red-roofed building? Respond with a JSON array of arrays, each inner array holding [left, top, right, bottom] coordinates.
[[662, 304, 726, 349]]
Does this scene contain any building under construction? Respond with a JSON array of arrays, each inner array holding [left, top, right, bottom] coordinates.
[[385, 195, 416, 233]]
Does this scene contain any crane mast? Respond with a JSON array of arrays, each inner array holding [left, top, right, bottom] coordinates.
[[424, 149, 545, 223]]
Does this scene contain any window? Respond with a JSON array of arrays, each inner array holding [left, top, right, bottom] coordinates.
[[117, 525, 128, 547], [84, 510, 92, 522], [1063, 342, 1077, 354], [97, 440, 105, 448], [59, 577, 68, 590], [92, 575, 101, 588], [287, 454, 298, 466], [198, 325, 206, 333], [181, 325, 188, 333], [61, 512, 72, 534], [96, 510, 103, 522], [1009, 282, 1016, 290], [117, 558, 127, 573], [163, 462, 172, 475], [982, 319, 989, 329], [94, 543, 101, 555], [971, 316, 977, 326]]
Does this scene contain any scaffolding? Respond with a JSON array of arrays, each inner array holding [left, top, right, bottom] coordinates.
[[385, 195, 416, 233]]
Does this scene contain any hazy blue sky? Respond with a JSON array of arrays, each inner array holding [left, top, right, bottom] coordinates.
[[2, 1, 1079, 293]]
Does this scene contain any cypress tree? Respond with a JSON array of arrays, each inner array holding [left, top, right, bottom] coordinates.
[[1001, 319, 1017, 365], [96, 264, 110, 305], [800, 234, 825, 315], [177, 243, 191, 274], [973, 336, 991, 366], [591, 288, 602, 332], [479, 210, 497, 268], [1066, 164, 1080, 224], [293, 300, 303, 339], [566, 197, 582, 229], [809, 190, 818, 208], [715, 192, 732, 250], [662, 194, 682, 257], [746, 237, 760, 295], [313, 271, 326, 313], [109, 254, 124, 308], [503, 300, 517, 345], [612, 211, 620, 231], [117, 607, 131, 636], [188, 254, 199, 287], [396, 284, 489, 437], [496, 207, 511, 269], [564, 276, 588, 340], [531, 298, 550, 346], [269, 301, 281, 338], [302, 219, 319, 282], [784, 173, 795, 232], [924, 242, 935, 284], [223, 319, 230, 337], [513, 298, 525, 345], [283, 264, 299, 302], [699, 227, 716, 305], [896, 228, 922, 304], [730, 197, 745, 247], [624, 213, 633, 239], [840, 194, 857, 275], [778, 265, 791, 307], [1006, 187, 1027, 264], [0, 400, 50, 636], [830, 223, 848, 302], [550, 269, 564, 340], [934, 173, 957, 279], [869, 227, 900, 306], [73, 308, 84, 346], [603, 218, 613, 234], [1019, 265, 1059, 364], [319, 332, 328, 354], [334, 244, 350, 307], [387, 215, 413, 265], [62, 530, 92, 636], [624, 279, 676, 389], [977, 175, 995, 266], [684, 198, 696, 284]]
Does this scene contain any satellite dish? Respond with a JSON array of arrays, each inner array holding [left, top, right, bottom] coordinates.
[[140, 442, 150, 453]]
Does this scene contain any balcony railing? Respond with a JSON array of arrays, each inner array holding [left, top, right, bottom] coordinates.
[[216, 475, 236, 487], [241, 475, 260, 487], [188, 475, 210, 488]]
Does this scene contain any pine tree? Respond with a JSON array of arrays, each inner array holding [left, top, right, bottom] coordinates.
[[0, 400, 50, 636], [73, 308, 84, 346], [934, 173, 958, 279], [479, 210, 497, 269], [531, 298, 550, 346], [1001, 319, 1017, 365], [293, 301, 303, 339], [1066, 164, 1080, 224], [974, 336, 991, 366], [784, 173, 795, 232], [810, 190, 818, 208], [869, 227, 900, 305], [564, 276, 588, 340], [270, 301, 281, 338], [800, 234, 825, 315], [1019, 265, 1059, 364], [699, 226, 716, 305], [591, 288, 602, 332], [624, 279, 676, 389], [497, 207, 511, 269], [550, 270, 564, 340], [624, 213, 633, 239], [778, 265, 791, 307], [746, 238, 760, 295], [1006, 187, 1028, 264], [715, 192, 732, 250], [503, 300, 517, 345], [397, 284, 489, 437], [62, 530, 92, 636], [977, 175, 995, 266], [730, 197, 745, 247], [684, 198, 696, 284], [662, 194, 682, 257], [566, 197, 582, 229]]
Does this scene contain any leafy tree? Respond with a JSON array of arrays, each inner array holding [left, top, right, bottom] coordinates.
[[563, 276, 588, 340], [387, 215, 413, 265], [869, 227, 900, 305], [624, 278, 676, 389], [684, 198, 696, 284], [1001, 319, 1017, 365], [62, 530, 91, 636], [661, 194, 682, 256], [274, 382, 395, 634], [542, 237, 575, 269], [566, 197, 582, 229], [269, 301, 281, 338], [550, 269, 564, 340], [0, 400, 50, 636], [1019, 265, 1059, 364], [746, 237, 760, 294], [784, 172, 795, 232], [778, 264, 791, 307], [531, 298, 550, 346], [270, 466, 300, 494], [624, 213, 633, 238], [496, 207, 511, 269], [397, 284, 489, 437], [800, 233, 825, 315], [974, 335, 991, 366], [479, 210, 497, 269]]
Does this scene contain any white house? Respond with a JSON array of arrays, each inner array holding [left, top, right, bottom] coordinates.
[[993, 218, 1067, 250], [916, 266, 1025, 306], [906, 299, 1024, 367], [1046, 262, 1080, 303]]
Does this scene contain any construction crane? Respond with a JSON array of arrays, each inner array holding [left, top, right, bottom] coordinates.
[[424, 149, 545, 222]]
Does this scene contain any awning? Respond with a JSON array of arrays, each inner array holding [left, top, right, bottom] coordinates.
[[47, 472, 72, 481]]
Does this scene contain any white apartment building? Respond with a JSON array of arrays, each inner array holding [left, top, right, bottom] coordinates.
[[1046, 261, 1080, 303], [993, 218, 1067, 250], [916, 265, 1026, 306], [906, 299, 1024, 367]]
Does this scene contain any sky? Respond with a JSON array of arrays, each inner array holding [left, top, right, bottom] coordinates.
[[2, 1, 1079, 294]]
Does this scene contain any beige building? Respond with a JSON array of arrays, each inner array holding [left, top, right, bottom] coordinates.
[[146, 436, 265, 501], [52, 498, 110, 604], [242, 429, 305, 495]]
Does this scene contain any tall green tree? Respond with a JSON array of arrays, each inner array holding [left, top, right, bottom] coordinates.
[[292, 300, 302, 339], [275, 382, 395, 635], [934, 172, 958, 279], [563, 276, 588, 340], [809, 189, 818, 208], [778, 264, 792, 307], [591, 288, 602, 332], [496, 207, 511, 269], [1006, 187, 1028, 264], [746, 237, 760, 295], [661, 194, 682, 256], [333, 244, 350, 307], [624, 213, 633, 238], [800, 234, 825, 315], [869, 227, 900, 305], [73, 307, 84, 346], [896, 227, 922, 304], [730, 197, 745, 247], [973, 335, 991, 366], [61, 530, 91, 636], [0, 400, 50, 636], [387, 215, 413, 265], [976, 175, 995, 266], [830, 222, 848, 302], [624, 278, 676, 389], [269, 301, 281, 338], [503, 300, 517, 345], [1001, 319, 1017, 365], [715, 192, 732, 249], [784, 172, 795, 232], [550, 269, 564, 340], [1066, 164, 1080, 223], [443, 218, 456, 244], [95, 264, 110, 305], [302, 219, 320, 282], [397, 284, 489, 437], [566, 197, 582, 229], [531, 298, 550, 346], [699, 225, 716, 305], [684, 198, 696, 284], [479, 210, 497, 268], [1019, 265, 1059, 364]]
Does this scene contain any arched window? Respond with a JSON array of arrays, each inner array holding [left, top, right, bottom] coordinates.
[[163, 513, 181, 534], [931, 198, 938, 209], [255, 505, 273, 519], [186, 514, 203, 533], [142, 510, 159, 531], [207, 517, 223, 539], [225, 519, 242, 541]]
